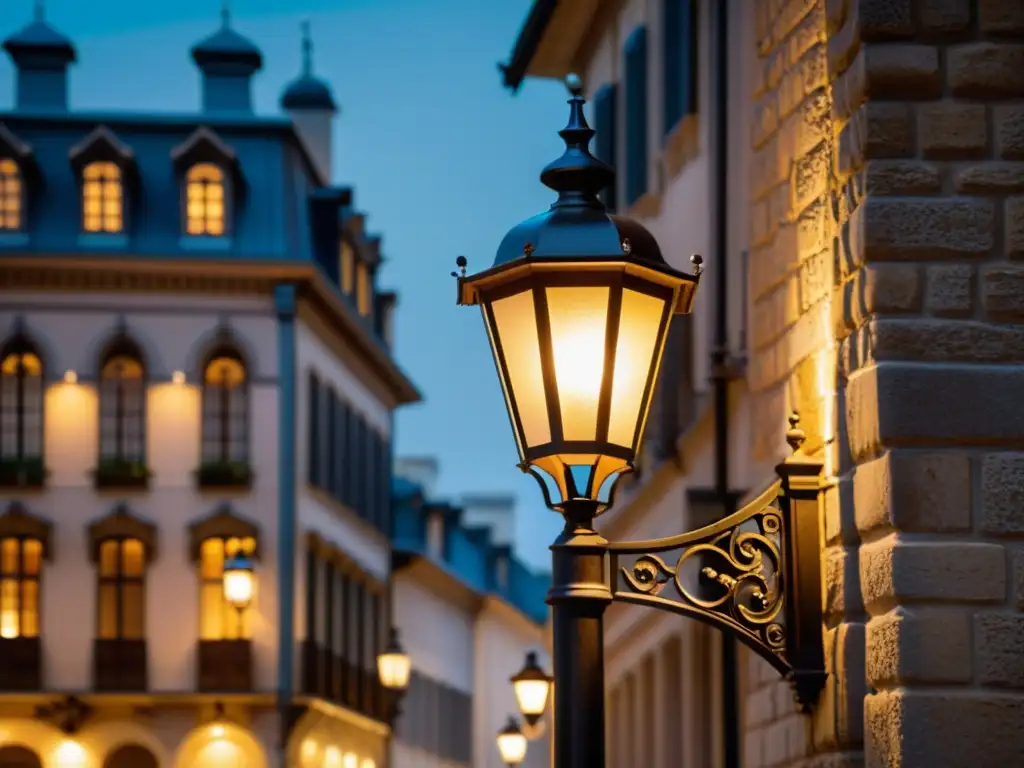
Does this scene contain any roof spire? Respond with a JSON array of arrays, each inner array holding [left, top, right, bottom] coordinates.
[[221, 0, 231, 27], [34, 0, 45, 22], [301, 18, 313, 76]]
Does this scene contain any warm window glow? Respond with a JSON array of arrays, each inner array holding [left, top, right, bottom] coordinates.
[[200, 535, 256, 640], [340, 241, 355, 294], [0, 158, 22, 231], [0, 537, 41, 639], [97, 537, 146, 640], [201, 354, 248, 464], [99, 352, 146, 462], [185, 163, 227, 236], [0, 344, 44, 463], [356, 262, 372, 316], [82, 161, 123, 233]]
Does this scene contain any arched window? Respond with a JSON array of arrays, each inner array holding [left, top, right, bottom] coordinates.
[[98, 340, 147, 471], [185, 164, 226, 236], [0, 536, 42, 640], [0, 746, 41, 768], [0, 334, 44, 486], [200, 534, 256, 640], [82, 161, 123, 233], [0, 159, 23, 232], [102, 744, 157, 768], [201, 350, 248, 466], [97, 538, 145, 640]]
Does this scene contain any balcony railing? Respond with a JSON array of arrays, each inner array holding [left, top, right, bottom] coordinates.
[[197, 639, 252, 692], [0, 637, 41, 690], [300, 640, 386, 721], [94, 638, 147, 691]]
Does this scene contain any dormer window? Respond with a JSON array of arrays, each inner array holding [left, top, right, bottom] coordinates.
[[186, 164, 226, 236], [171, 128, 239, 240], [82, 162, 123, 233], [356, 261, 372, 317], [0, 159, 23, 232], [69, 127, 135, 236], [340, 240, 355, 295]]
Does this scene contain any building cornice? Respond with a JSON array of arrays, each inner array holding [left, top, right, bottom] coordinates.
[[393, 553, 485, 616], [0, 256, 421, 408]]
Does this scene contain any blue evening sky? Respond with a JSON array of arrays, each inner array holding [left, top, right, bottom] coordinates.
[[0, 0, 567, 570]]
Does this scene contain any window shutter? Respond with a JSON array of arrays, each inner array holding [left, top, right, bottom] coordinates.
[[365, 428, 377, 526], [380, 433, 392, 535], [624, 26, 649, 207], [326, 390, 337, 496], [353, 416, 366, 518], [307, 372, 320, 487], [593, 84, 618, 212], [339, 401, 350, 506], [334, 398, 346, 503], [664, 0, 697, 135], [682, 0, 697, 116]]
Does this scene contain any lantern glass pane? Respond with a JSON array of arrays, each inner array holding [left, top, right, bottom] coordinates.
[[607, 288, 667, 448], [489, 290, 551, 449], [545, 285, 610, 441], [514, 678, 551, 717], [497, 731, 528, 763]]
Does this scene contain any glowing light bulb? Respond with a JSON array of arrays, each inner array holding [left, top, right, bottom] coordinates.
[[63, 370, 78, 384]]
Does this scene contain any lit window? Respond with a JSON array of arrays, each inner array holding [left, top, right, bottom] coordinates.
[[201, 352, 248, 464], [99, 349, 146, 463], [0, 336, 43, 465], [97, 538, 145, 640], [82, 161, 123, 233], [340, 241, 355, 294], [356, 262, 372, 317], [0, 158, 22, 232], [0, 536, 41, 639], [200, 535, 256, 640], [185, 163, 226, 236]]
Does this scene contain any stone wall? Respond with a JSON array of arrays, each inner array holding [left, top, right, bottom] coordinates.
[[744, 0, 1024, 766]]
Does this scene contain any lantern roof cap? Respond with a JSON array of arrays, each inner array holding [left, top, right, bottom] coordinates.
[[492, 74, 669, 271]]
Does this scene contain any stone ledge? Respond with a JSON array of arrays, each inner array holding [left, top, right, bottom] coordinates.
[[866, 606, 973, 687]]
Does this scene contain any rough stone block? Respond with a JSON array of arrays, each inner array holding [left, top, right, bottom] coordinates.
[[926, 263, 974, 317], [857, 0, 915, 41], [824, 546, 864, 619], [865, 160, 941, 195], [865, 102, 914, 158], [976, 612, 1024, 688], [948, 43, 1024, 99], [918, 102, 988, 159], [865, 689, 1024, 766], [859, 535, 1006, 611], [866, 606, 972, 686], [745, 682, 776, 728], [982, 264, 1024, 321], [864, 44, 941, 99], [861, 197, 994, 259], [812, 622, 866, 752], [980, 452, 1024, 536], [919, 0, 972, 33], [955, 163, 1024, 194], [853, 450, 972, 535], [845, 364, 1024, 462], [1006, 196, 1024, 257], [979, 0, 1024, 35], [861, 263, 923, 313], [869, 318, 1024, 365], [742, 728, 763, 768], [996, 106, 1024, 159], [1015, 547, 1024, 610]]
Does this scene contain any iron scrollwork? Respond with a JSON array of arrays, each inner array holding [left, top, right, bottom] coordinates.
[[608, 414, 828, 709]]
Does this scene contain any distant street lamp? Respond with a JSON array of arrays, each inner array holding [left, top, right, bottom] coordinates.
[[222, 553, 255, 613], [377, 626, 411, 721], [510, 651, 553, 728], [455, 75, 828, 768], [496, 716, 528, 766]]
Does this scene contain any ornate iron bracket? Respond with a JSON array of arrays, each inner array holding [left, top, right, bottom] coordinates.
[[34, 695, 93, 735], [608, 414, 827, 710]]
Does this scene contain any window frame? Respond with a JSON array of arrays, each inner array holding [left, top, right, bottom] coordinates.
[[198, 534, 256, 641], [183, 162, 231, 238], [200, 346, 249, 466], [0, 157, 25, 233], [97, 338, 147, 466], [0, 332, 45, 465], [0, 535, 42, 640], [80, 160, 125, 235], [95, 536, 147, 641]]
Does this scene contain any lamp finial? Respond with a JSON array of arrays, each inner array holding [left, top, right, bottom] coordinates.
[[786, 412, 806, 453], [34, 0, 45, 22], [221, 0, 231, 26], [301, 18, 313, 75]]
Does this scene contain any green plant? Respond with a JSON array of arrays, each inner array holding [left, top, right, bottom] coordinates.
[[196, 460, 253, 487], [0, 456, 46, 487]]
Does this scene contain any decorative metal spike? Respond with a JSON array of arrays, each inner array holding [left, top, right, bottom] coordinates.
[[523, 243, 535, 258], [565, 73, 583, 96], [454, 255, 468, 278], [786, 411, 806, 453], [690, 253, 704, 275], [621, 238, 632, 256]]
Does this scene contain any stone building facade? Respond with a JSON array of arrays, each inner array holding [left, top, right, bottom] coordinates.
[[502, 0, 1024, 765]]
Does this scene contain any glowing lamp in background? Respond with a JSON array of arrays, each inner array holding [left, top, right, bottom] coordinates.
[[510, 651, 553, 727], [376, 627, 411, 691], [496, 716, 528, 766], [222, 554, 255, 612]]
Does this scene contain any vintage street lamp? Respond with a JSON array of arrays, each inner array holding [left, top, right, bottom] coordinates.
[[377, 627, 411, 722], [222, 553, 255, 613], [496, 716, 528, 766], [455, 75, 827, 768], [510, 651, 553, 728]]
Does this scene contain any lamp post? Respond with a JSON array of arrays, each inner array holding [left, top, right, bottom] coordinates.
[[510, 651, 553, 728], [455, 75, 828, 768], [496, 716, 528, 767], [222, 553, 255, 614], [376, 627, 411, 719]]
